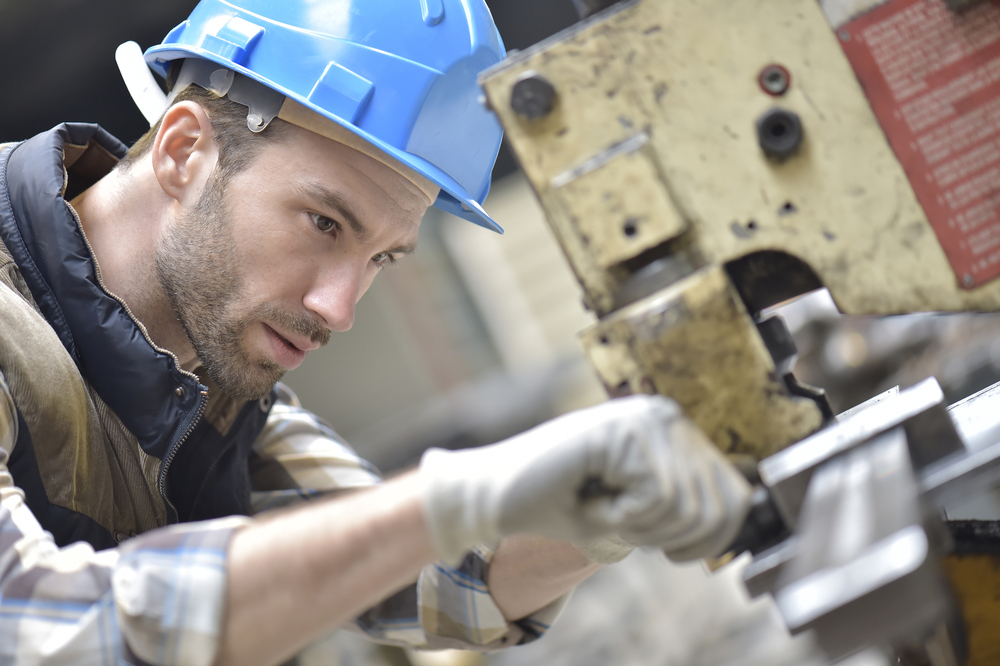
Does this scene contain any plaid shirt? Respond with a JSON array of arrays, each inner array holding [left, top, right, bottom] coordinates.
[[0, 375, 565, 664]]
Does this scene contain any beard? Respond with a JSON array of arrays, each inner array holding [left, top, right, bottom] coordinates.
[[155, 171, 329, 401]]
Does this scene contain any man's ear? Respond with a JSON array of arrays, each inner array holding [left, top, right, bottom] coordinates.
[[150, 101, 218, 205]]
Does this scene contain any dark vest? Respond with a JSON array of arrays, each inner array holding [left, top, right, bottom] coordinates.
[[0, 124, 273, 549]]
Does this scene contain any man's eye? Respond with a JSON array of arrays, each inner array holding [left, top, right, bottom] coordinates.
[[372, 252, 396, 267], [311, 213, 337, 233]]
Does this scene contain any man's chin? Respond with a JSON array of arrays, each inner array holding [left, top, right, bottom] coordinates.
[[201, 358, 286, 402]]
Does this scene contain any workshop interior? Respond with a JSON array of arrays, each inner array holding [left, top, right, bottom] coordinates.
[[6, 0, 1000, 664]]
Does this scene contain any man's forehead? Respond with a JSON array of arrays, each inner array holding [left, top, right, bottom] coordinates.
[[278, 98, 440, 206]]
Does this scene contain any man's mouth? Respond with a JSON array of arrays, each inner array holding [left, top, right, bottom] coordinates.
[[262, 323, 312, 370]]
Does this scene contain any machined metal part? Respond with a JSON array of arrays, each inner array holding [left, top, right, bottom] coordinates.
[[480, 0, 1000, 320], [579, 266, 824, 458], [742, 379, 1000, 662], [756, 315, 798, 375], [755, 107, 804, 161], [920, 382, 1000, 509], [946, 380, 1000, 451], [550, 132, 688, 274], [758, 64, 791, 96], [479, 0, 1000, 470], [510, 72, 557, 121], [613, 254, 699, 309], [759, 377, 960, 526], [727, 485, 790, 557], [744, 537, 799, 599], [772, 428, 953, 661], [478, 0, 1000, 660], [744, 379, 1000, 581]]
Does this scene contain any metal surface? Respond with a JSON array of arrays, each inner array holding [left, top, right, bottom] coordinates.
[[832, 0, 1000, 289], [755, 108, 804, 161], [758, 65, 791, 96], [759, 378, 958, 525], [480, 0, 1000, 661], [550, 132, 688, 273], [727, 485, 790, 557], [947, 381, 1000, 451], [579, 266, 824, 457], [510, 72, 557, 121], [744, 537, 800, 599], [741, 379, 1000, 663], [772, 429, 950, 660], [480, 0, 1000, 467], [481, 0, 1000, 317], [920, 383, 1000, 510]]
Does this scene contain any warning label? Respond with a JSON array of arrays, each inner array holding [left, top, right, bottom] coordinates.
[[838, 0, 1000, 288]]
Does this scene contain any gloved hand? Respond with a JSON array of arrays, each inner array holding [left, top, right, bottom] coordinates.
[[572, 534, 635, 564], [418, 394, 752, 565]]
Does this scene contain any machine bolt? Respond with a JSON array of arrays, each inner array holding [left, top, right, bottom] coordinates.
[[756, 107, 804, 161], [511, 72, 557, 120], [758, 64, 790, 96]]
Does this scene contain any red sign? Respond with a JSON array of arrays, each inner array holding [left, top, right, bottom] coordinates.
[[838, 0, 1000, 288]]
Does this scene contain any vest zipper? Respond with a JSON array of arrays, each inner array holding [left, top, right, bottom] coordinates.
[[158, 387, 209, 522], [64, 199, 208, 522]]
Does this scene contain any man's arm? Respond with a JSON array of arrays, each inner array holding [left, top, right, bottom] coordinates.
[[488, 535, 601, 623], [246, 400, 601, 657], [220, 472, 433, 666], [221, 477, 603, 666], [227, 393, 752, 665], [250, 385, 594, 650]]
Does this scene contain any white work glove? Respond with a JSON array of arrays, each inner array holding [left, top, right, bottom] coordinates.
[[572, 534, 636, 564], [418, 394, 752, 565]]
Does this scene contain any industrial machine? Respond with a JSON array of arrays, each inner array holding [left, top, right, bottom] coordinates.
[[479, 0, 1000, 663]]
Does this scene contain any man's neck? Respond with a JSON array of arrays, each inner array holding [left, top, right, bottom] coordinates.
[[70, 163, 198, 366]]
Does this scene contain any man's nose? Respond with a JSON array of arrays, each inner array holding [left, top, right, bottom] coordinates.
[[304, 266, 366, 333]]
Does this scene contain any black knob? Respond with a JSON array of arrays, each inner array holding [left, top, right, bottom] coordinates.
[[756, 107, 803, 161], [511, 73, 557, 121]]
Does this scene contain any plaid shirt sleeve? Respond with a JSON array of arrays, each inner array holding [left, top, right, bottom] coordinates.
[[252, 383, 569, 650], [0, 370, 248, 666]]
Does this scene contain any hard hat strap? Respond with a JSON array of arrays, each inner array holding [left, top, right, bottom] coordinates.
[[168, 58, 284, 133]]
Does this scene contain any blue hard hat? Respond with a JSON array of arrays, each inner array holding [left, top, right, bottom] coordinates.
[[144, 0, 506, 232]]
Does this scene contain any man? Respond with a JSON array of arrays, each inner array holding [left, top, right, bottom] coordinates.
[[0, 1, 752, 664]]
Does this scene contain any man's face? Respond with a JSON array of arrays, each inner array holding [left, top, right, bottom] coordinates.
[[155, 123, 429, 400]]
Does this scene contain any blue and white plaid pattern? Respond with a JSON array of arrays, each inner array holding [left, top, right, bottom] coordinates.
[[0, 375, 561, 663]]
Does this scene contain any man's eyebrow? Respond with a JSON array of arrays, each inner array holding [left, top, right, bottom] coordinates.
[[387, 240, 418, 256], [300, 183, 367, 240], [298, 182, 418, 255]]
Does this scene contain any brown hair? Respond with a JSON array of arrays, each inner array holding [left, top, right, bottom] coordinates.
[[119, 80, 289, 182]]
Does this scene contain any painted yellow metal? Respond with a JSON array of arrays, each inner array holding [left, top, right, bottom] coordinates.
[[942, 554, 1000, 666], [579, 266, 823, 456], [481, 0, 1000, 317], [480, 1, 1000, 660], [552, 133, 687, 271]]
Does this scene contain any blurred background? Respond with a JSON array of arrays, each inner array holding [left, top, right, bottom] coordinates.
[[5, 2, 1000, 665]]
